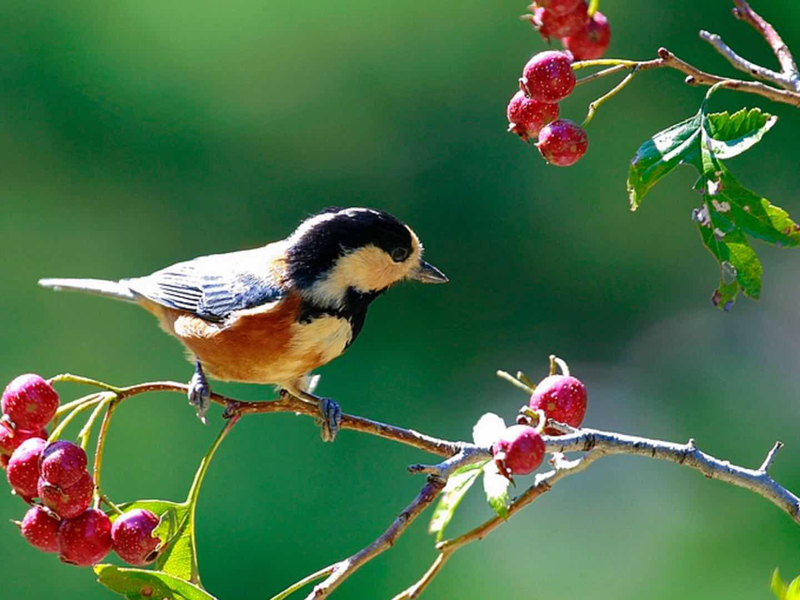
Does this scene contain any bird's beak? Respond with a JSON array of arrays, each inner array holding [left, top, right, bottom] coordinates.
[[411, 260, 449, 284]]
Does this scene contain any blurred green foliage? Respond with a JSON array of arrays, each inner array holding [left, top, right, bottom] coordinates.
[[1, 0, 799, 598]]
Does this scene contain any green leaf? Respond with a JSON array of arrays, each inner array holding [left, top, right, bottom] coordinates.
[[112, 499, 196, 584], [428, 462, 486, 542], [704, 108, 777, 159], [482, 461, 510, 520], [773, 569, 787, 600], [627, 112, 702, 210], [95, 565, 217, 600]]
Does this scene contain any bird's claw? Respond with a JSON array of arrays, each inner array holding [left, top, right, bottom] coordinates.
[[317, 397, 342, 443], [188, 361, 211, 424]]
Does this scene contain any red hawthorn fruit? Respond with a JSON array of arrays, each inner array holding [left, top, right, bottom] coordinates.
[[535, 0, 583, 17], [112, 509, 162, 566], [20, 505, 61, 553], [506, 90, 560, 141], [0, 426, 48, 457], [39, 471, 95, 519], [58, 508, 113, 566], [529, 374, 588, 435], [519, 51, 576, 103], [492, 425, 546, 478], [40, 441, 88, 488], [562, 10, 611, 60], [6, 437, 48, 501], [2, 374, 59, 430], [536, 119, 588, 166], [532, 1, 589, 39]]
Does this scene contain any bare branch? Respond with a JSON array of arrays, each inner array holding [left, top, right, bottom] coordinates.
[[759, 441, 784, 473], [699, 30, 788, 89], [731, 0, 800, 90]]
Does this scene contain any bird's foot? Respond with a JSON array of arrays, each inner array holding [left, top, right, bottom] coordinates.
[[292, 389, 341, 442], [188, 360, 212, 424]]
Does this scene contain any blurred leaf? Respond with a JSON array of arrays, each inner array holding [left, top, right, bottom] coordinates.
[[627, 112, 702, 210], [112, 499, 196, 584], [472, 413, 506, 447], [704, 108, 777, 159], [95, 565, 216, 600], [773, 569, 786, 599], [482, 460, 510, 520], [429, 462, 486, 542]]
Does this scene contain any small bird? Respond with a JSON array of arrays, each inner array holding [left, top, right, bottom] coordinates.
[[39, 207, 447, 440]]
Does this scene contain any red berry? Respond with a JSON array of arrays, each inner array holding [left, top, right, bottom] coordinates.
[[506, 90, 559, 141], [2, 374, 59, 430], [0, 426, 48, 457], [532, 1, 589, 39], [519, 51, 576, 103], [39, 471, 95, 519], [562, 11, 611, 60], [20, 505, 61, 553], [58, 508, 112, 566], [536, 119, 588, 166], [492, 425, 546, 478], [529, 374, 588, 435], [40, 441, 88, 488], [6, 437, 47, 501], [112, 509, 162, 566], [535, 0, 583, 17]]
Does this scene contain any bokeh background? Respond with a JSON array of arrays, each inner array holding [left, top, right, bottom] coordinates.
[[2, 0, 799, 598]]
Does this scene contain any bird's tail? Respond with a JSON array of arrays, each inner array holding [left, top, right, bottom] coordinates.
[[38, 278, 138, 303]]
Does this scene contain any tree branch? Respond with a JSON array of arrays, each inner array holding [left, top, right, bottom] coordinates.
[[699, 29, 789, 89], [731, 0, 800, 90]]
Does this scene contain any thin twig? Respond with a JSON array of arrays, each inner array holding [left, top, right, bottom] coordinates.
[[572, 48, 800, 108], [699, 30, 787, 89], [92, 397, 119, 508], [297, 477, 446, 600], [731, 0, 800, 90]]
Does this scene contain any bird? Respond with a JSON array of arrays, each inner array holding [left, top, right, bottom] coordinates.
[[39, 207, 448, 441]]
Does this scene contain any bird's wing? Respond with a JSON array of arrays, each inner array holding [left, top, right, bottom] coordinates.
[[125, 246, 287, 323]]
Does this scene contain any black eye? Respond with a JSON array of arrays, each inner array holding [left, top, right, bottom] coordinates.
[[391, 247, 410, 262]]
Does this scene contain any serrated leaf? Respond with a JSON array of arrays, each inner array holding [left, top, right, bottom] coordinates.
[[704, 108, 777, 159], [428, 462, 486, 542], [95, 565, 217, 600], [772, 569, 787, 600], [472, 413, 506, 447], [482, 461, 510, 520], [627, 112, 702, 210], [788, 576, 800, 600], [112, 499, 196, 584]]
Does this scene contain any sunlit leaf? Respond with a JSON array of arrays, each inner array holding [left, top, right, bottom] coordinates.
[[472, 413, 506, 448], [704, 108, 777, 159], [95, 565, 217, 600], [482, 460, 510, 520], [428, 462, 486, 542]]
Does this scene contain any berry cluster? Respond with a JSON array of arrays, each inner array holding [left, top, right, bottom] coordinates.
[[3, 374, 162, 567], [492, 366, 587, 480], [508, 51, 588, 166], [527, 1, 611, 60]]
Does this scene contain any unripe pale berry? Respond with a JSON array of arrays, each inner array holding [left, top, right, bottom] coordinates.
[[2, 374, 59, 430], [112, 509, 162, 566], [519, 51, 576, 103], [492, 425, 546, 478], [40, 441, 88, 488], [507, 91, 559, 141], [535, 0, 583, 17], [6, 437, 48, 501], [532, 1, 589, 39], [20, 505, 61, 553], [39, 471, 95, 519], [58, 508, 113, 566], [529, 374, 587, 435], [0, 426, 48, 457], [562, 11, 611, 60], [536, 119, 588, 166]]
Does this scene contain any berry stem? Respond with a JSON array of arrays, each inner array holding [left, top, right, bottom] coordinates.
[[48, 373, 122, 394], [549, 354, 571, 376], [575, 63, 629, 86], [495, 370, 536, 395], [587, 0, 599, 17], [77, 393, 116, 451], [48, 393, 106, 443], [97, 489, 124, 515], [582, 70, 637, 127], [92, 397, 120, 503]]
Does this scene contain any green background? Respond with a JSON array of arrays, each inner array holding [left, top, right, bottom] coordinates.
[[2, 0, 799, 598]]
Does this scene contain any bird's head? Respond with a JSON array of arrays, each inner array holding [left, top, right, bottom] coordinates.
[[286, 207, 447, 309]]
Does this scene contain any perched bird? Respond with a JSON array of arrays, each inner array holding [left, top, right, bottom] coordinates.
[[39, 207, 447, 440]]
